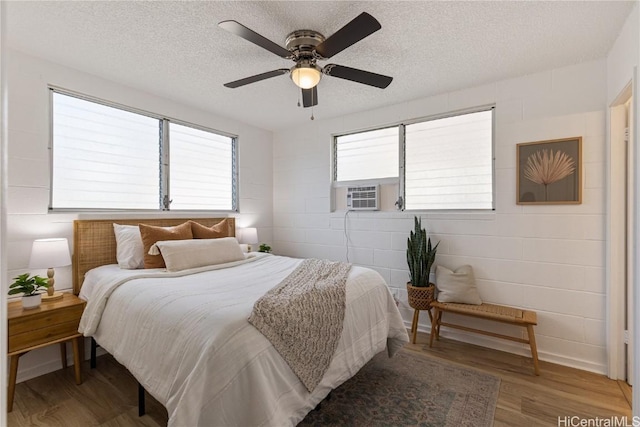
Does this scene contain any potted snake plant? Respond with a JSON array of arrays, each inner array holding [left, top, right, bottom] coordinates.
[[406, 216, 439, 311]]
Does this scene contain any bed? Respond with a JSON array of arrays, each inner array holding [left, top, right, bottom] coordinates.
[[73, 218, 409, 426]]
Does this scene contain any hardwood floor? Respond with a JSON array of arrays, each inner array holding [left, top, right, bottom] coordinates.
[[8, 332, 631, 426], [8, 354, 168, 427], [406, 333, 631, 426]]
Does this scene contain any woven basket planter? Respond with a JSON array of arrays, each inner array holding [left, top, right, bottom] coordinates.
[[406, 283, 435, 311]]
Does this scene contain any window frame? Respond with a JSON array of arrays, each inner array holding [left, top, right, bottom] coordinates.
[[48, 86, 239, 213], [333, 125, 401, 183], [332, 105, 495, 211]]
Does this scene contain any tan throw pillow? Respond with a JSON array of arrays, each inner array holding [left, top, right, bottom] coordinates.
[[190, 219, 232, 239], [151, 237, 245, 272], [139, 222, 193, 269], [435, 265, 482, 305]]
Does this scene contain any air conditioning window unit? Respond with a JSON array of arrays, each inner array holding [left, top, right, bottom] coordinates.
[[346, 185, 379, 211]]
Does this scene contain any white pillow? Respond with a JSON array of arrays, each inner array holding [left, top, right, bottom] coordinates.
[[151, 237, 246, 272], [435, 265, 482, 305], [113, 224, 145, 269]]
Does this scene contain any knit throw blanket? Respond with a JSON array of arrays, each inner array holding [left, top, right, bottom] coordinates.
[[248, 258, 352, 392]]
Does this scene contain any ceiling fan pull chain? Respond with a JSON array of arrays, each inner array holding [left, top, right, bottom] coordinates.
[[297, 91, 301, 107]]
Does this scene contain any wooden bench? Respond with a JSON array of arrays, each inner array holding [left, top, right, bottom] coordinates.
[[429, 301, 540, 375]]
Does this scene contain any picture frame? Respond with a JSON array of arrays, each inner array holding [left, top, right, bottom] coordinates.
[[516, 137, 582, 205]]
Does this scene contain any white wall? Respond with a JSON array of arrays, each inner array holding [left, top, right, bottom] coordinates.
[[607, 3, 639, 105], [273, 59, 608, 373], [6, 49, 274, 381]]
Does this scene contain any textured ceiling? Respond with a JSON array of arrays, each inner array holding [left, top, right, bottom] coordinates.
[[5, 1, 636, 131]]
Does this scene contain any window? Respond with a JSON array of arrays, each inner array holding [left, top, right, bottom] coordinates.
[[168, 123, 234, 210], [333, 108, 494, 210], [335, 127, 399, 181], [404, 110, 493, 210], [50, 90, 237, 211]]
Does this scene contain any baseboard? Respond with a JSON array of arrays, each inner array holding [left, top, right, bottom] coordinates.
[[16, 345, 107, 384], [405, 320, 607, 375]]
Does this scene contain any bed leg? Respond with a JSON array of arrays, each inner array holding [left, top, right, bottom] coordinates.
[[138, 382, 146, 416], [90, 337, 97, 369]]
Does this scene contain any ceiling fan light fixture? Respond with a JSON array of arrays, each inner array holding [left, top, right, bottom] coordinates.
[[220, 13, 393, 108], [290, 64, 322, 89]]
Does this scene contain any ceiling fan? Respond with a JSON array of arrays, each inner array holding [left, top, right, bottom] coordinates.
[[218, 12, 393, 108]]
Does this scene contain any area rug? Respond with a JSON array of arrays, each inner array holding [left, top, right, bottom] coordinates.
[[299, 349, 500, 427]]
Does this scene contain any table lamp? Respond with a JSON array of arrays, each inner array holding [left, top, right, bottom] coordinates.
[[238, 228, 258, 252], [28, 238, 71, 301]]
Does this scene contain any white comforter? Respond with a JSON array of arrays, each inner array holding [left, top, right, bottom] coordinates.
[[79, 253, 409, 427]]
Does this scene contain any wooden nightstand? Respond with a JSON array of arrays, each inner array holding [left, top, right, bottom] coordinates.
[[7, 293, 86, 412]]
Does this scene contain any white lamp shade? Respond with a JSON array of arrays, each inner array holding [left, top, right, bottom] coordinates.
[[28, 238, 71, 269], [290, 66, 322, 89], [238, 228, 258, 245]]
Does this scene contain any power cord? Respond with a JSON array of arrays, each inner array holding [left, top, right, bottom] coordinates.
[[344, 210, 353, 262]]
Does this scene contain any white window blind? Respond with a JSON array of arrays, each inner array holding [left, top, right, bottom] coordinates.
[[169, 123, 234, 210], [335, 127, 399, 181], [50, 90, 238, 211], [404, 110, 493, 210], [51, 92, 160, 209]]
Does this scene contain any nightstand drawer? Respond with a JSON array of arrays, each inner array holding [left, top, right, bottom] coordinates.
[[8, 319, 81, 354], [8, 304, 84, 336]]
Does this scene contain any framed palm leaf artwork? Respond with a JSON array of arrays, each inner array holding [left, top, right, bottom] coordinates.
[[516, 137, 582, 205]]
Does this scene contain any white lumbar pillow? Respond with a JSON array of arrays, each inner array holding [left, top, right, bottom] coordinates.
[[113, 224, 145, 269], [151, 237, 246, 272], [435, 265, 482, 305]]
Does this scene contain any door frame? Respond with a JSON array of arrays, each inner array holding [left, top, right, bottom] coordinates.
[[632, 65, 640, 416], [608, 81, 633, 380]]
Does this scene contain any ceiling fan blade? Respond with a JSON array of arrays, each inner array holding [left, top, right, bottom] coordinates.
[[324, 64, 392, 89], [219, 20, 291, 58], [315, 12, 381, 59], [302, 87, 318, 108], [224, 69, 289, 88]]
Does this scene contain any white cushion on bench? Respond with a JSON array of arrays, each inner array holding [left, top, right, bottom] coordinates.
[[435, 265, 482, 305]]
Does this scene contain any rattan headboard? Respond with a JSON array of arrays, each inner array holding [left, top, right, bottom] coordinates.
[[72, 217, 235, 295]]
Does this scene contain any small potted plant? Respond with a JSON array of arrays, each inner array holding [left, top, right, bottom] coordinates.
[[258, 243, 272, 253], [406, 216, 439, 311], [8, 273, 49, 310]]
